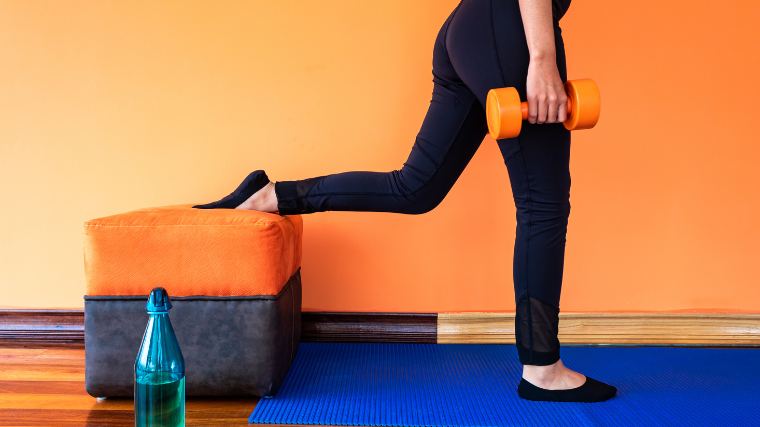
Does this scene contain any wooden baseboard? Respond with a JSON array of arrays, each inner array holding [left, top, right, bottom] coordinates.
[[2, 309, 759, 347], [0, 309, 84, 347], [301, 312, 437, 343], [437, 312, 760, 345]]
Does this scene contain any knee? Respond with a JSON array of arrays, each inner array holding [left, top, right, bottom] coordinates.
[[515, 197, 571, 226], [397, 186, 445, 215], [390, 168, 447, 215], [403, 196, 443, 215]]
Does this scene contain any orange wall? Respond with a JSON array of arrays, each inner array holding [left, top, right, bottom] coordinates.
[[1, 0, 759, 312]]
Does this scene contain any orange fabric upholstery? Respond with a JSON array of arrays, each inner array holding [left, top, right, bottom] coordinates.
[[84, 204, 302, 297]]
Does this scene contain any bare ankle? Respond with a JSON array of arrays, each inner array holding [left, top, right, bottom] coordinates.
[[522, 360, 585, 390], [236, 181, 278, 212], [261, 181, 278, 212], [523, 361, 562, 384]]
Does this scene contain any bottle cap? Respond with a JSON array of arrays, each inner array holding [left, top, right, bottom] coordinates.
[[146, 287, 173, 313]]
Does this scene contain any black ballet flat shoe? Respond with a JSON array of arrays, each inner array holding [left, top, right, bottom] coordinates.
[[193, 170, 270, 209], [517, 376, 617, 403]]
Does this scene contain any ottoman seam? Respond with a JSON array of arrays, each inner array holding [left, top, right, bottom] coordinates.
[[84, 295, 284, 300], [83, 222, 283, 228]]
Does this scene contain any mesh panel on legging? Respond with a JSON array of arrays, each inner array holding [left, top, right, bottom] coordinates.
[[515, 295, 561, 366]]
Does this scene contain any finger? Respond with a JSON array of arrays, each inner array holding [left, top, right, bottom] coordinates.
[[558, 94, 568, 123], [536, 93, 547, 124], [528, 94, 538, 124], [546, 92, 558, 124]]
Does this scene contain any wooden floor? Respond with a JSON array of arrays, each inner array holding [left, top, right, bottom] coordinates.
[[0, 346, 316, 427]]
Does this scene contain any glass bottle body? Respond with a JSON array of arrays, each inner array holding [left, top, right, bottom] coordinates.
[[134, 312, 185, 427]]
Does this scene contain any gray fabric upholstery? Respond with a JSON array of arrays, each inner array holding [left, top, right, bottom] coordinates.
[[84, 268, 301, 397]]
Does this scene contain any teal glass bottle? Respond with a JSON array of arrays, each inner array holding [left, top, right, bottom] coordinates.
[[134, 287, 185, 427]]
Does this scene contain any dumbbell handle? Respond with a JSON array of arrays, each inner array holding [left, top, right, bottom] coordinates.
[[519, 98, 573, 120]]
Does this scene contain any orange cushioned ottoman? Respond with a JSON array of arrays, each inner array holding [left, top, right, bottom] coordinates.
[[83, 204, 303, 398]]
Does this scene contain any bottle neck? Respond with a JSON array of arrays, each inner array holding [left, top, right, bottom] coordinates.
[[145, 313, 172, 340], [136, 310, 184, 377]]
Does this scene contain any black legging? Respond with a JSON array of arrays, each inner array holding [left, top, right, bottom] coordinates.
[[275, 0, 570, 366]]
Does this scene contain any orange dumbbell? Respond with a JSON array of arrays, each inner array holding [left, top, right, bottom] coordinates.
[[485, 78, 600, 140]]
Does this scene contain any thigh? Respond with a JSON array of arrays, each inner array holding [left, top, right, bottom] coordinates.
[[446, 0, 571, 200], [445, 0, 567, 109]]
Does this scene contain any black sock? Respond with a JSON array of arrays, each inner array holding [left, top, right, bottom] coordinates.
[[517, 376, 617, 403], [193, 170, 270, 210]]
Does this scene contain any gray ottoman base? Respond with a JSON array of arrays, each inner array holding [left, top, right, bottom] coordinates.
[[84, 268, 302, 397]]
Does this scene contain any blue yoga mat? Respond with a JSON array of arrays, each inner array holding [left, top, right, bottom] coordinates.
[[249, 343, 759, 426]]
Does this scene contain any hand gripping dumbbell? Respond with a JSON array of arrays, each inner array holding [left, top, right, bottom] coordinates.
[[485, 78, 600, 140]]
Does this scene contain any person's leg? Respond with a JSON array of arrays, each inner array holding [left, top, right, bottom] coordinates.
[[233, 0, 611, 399], [244, 4, 487, 216], [444, 0, 613, 399], [492, 13, 571, 370]]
